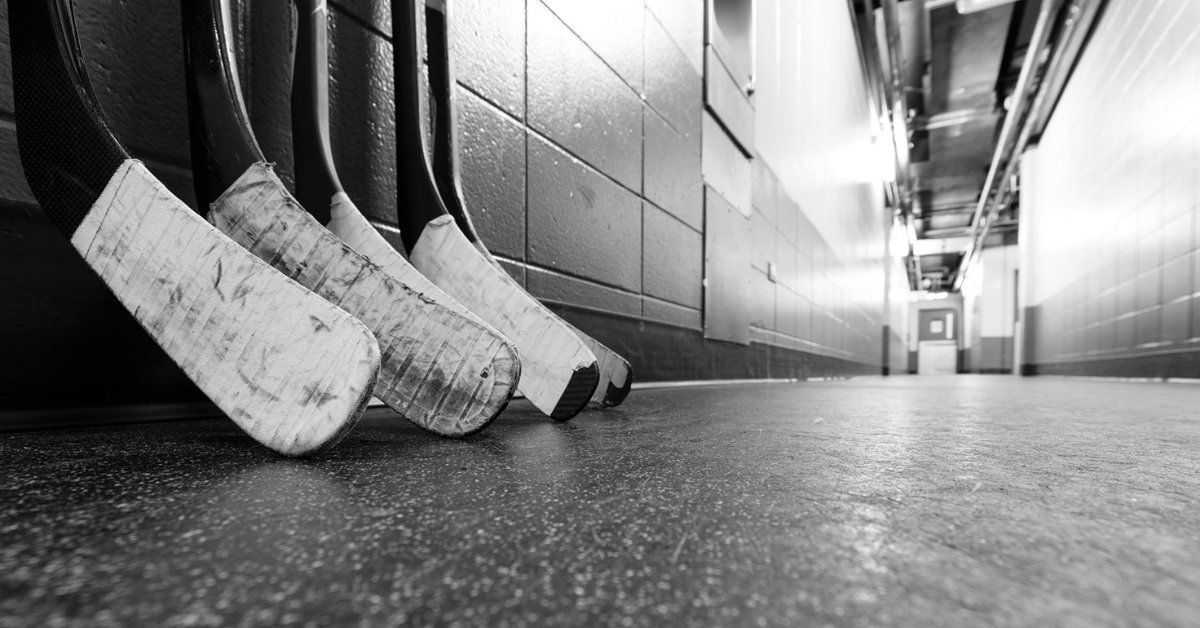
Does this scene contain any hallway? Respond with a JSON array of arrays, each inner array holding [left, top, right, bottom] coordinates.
[[3, 376, 1198, 626]]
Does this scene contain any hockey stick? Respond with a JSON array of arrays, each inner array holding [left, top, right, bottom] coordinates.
[[8, 0, 380, 456], [290, 0, 515, 393], [423, 0, 633, 408], [182, 0, 520, 437], [393, 0, 600, 420]]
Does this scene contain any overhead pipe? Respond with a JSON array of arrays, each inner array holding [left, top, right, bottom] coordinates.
[[878, 0, 923, 289], [952, 0, 1062, 291], [879, 0, 913, 201]]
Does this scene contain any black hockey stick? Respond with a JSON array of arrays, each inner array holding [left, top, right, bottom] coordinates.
[[392, 0, 602, 420], [424, 0, 633, 408], [9, 0, 381, 456]]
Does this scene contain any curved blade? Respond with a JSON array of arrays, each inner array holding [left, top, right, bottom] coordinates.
[[9, 0, 382, 456], [185, 0, 521, 436], [425, 0, 632, 408]]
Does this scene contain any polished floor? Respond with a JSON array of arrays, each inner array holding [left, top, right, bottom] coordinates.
[[2, 375, 1199, 626]]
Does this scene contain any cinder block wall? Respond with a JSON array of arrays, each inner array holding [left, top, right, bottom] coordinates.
[[1019, 0, 1200, 377], [0, 0, 902, 420]]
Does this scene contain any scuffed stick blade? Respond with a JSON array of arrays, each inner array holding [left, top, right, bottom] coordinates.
[[9, 0, 378, 456], [208, 165, 520, 436], [411, 216, 599, 420], [76, 162, 380, 455], [327, 193, 619, 412], [566, 322, 633, 408], [390, 0, 596, 418], [326, 193, 503, 337], [418, 0, 631, 409], [466, 241, 633, 409]]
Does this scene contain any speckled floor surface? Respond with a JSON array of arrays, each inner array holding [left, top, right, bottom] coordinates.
[[2, 375, 1200, 626]]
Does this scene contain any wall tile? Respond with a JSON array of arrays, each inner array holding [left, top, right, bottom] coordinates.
[[644, 8, 701, 132], [747, 209, 776, 273], [701, 112, 751, 217], [752, 158, 779, 227], [748, 268, 776, 331], [527, 264, 641, 317], [1162, 254, 1192, 303], [328, 10, 398, 224], [75, 2, 189, 171], [333, 0, 390, 37], [704, 186, 752, 344], [539, 0, 643, 90], [777, 230, 798, 291], [1163, 297, 1190, 342], [643, 202, 702, 308], [777, 194, 799, 248], [704, 46, 754, 154], [644, 108, 702, 230], [776, 286, 799, 338], [453, 0, 525, 119], [1136, 268, 1162, 311], [527, 135, 642, 291], [643, 297, 702, 330], [457, 87, 526, 260], [1135, 307, 1161, 346], [528, 1, 642, 192], [644, 0, 704, 75]]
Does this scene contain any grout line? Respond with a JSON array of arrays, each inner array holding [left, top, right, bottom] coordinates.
[[458, 79, 647, 203], [492, 253, 646, 298], [330, 2, 391, 41], [534, 0, 644, 103], [640, 15, 648, 319], [523, 0, 531, 268]]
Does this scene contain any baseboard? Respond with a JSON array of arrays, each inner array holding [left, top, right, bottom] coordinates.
[[1026, 350, 1200, 379], [545, 302, 879, 382]]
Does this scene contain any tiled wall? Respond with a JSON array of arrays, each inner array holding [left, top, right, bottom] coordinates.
[[448, 0, 706, 331], [731, 0, 895, 366], [1, 0, 904, 416], [1020, 0, 1200, 376]]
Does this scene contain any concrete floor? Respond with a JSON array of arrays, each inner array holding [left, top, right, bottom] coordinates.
[[2, 375, 1199, 626]]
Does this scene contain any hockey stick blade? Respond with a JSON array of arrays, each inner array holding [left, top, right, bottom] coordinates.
[[183, 0, 519, 436], [292, 0, 519, 375], [393, 0, 601, 420], [9, 0, 380, 456], [424, 0, 631, 408]]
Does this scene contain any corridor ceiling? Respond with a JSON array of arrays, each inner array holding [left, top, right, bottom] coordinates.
[[890, 0, 1038, 290], [849, 0, 1105, 291]]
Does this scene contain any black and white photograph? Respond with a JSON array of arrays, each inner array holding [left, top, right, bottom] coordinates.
[[1, 0, 1197, 625]]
